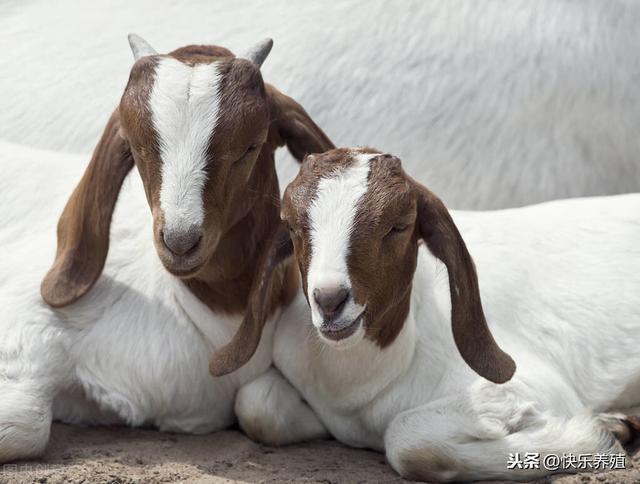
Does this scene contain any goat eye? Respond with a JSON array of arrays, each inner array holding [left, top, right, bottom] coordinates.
[[385, 223, 410, 238], [234, 144, 259, 163], [287, 224, 303, 241]]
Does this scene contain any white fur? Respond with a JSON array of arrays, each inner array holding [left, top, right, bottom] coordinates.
[[236, 191, 640, 481], [2, 0, 640, 209], [234, 367, 329, 446], [0, 141, 276, 462], [152, 58, 222, 233], [307, 152, 372, 333]]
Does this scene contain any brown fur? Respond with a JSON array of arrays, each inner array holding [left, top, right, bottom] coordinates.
[[209, 222, 297, 376], [40, 111, 134, 307], [210, 148, 516, 384], [411, 174, 516, 383], [41, 42, 334, 330]]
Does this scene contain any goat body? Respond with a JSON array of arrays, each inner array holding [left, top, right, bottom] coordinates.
[[0, 36, 332, 462], [0, 141, 278, 462], [234, 150, 640, 481]]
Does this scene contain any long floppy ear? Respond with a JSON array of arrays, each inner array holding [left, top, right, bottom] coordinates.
[[266, 84, 335, 162], [209, 222, 294, 377], [412, 178, 516, 384], [41, 110, 134, 307]]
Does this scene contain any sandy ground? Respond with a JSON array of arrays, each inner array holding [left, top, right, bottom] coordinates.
[[0, 425, 638, 484]]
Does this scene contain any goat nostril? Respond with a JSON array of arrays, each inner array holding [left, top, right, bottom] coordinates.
[[313, 286, 350, 319], [162, 227, 202, 257]]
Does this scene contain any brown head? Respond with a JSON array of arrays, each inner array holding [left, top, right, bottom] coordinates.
[[41, 34, 333, 308], [210, 148, 515, 384]]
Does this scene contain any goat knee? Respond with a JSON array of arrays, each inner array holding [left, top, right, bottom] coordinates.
[[0, 383, 52, 463], [386, 443, 463, 483], [385, 410, 467, 483], [235, 369, 328, 446]]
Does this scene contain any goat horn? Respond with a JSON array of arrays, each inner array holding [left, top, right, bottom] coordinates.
[[128, 33, 158, 61], [243, 38, 273, 68]]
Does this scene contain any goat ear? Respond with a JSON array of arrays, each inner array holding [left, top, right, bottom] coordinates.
[[413, 178, 516, 384], [209, 221, 294, 377], [266, 84, 335, 162], [41, 110, 134, 307]]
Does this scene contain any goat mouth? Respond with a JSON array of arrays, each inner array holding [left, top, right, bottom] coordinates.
[[163, 262, 204, 278], [157, 251, 207, 278], [319, 313, 363, 341]]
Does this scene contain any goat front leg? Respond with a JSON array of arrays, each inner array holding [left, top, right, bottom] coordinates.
[[235, 367, 329, 446], [384, 380, 622, 482], [0, 378, 53, 463]]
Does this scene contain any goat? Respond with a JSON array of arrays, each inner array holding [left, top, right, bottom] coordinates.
[[2, 1, 640, 209], [211, 148, 640, 481], [0, 35, 333, 463]]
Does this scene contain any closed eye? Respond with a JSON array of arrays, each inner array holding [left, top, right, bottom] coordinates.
[[284, 220, 304, 241], [289, 225, 302, 238], [384, 223, 410, 238], [235, 143, 258, 163]]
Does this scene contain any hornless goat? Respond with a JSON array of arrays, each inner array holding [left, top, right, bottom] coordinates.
[[212, 148, 640, 482], [0, 35, 333, 462]]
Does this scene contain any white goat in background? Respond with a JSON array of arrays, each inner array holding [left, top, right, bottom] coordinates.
[[212, 148, 640, 482], [1, 0, 639, 208]]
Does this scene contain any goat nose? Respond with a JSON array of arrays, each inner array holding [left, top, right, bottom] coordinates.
[[313, 286, 350, 319], [162, 226, 202, 256]]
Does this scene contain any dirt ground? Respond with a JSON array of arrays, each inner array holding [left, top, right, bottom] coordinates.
[[0, 424, 639, 484]]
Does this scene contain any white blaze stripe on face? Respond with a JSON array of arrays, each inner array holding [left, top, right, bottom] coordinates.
[[307, 152, 377, 326], [150, 57, 223, 233]]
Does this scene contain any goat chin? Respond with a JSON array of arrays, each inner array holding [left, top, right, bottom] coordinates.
[[0, 141, 277, 462], [237, 191, 640, 482]]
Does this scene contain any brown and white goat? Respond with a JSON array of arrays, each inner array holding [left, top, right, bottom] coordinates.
[[213, 148, 640, 481], [0, 35, 332, 463]]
